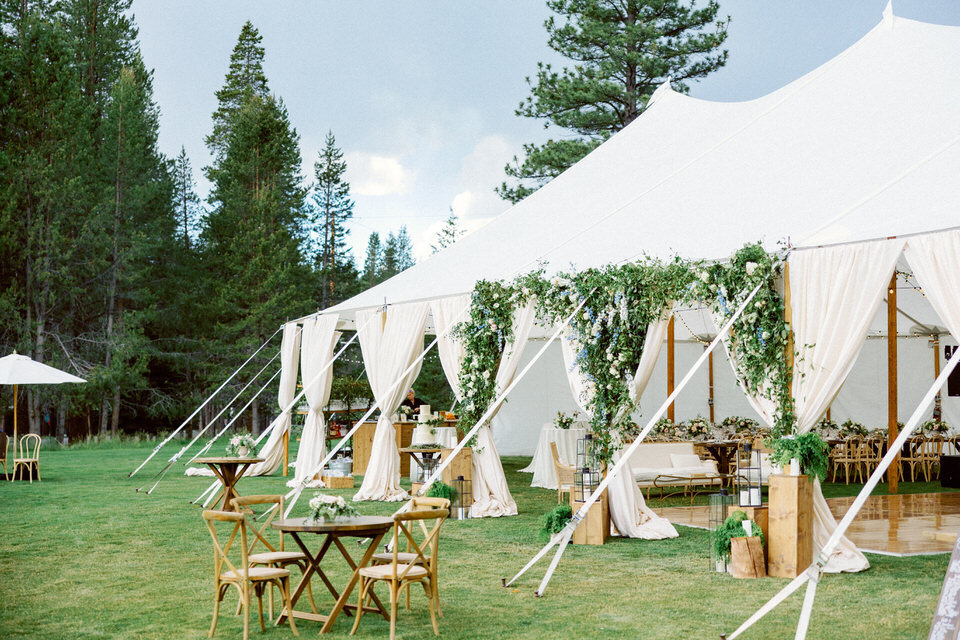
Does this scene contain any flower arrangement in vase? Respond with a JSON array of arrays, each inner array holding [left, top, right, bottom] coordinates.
[[309, 493, 359, 522], [719, 416, 758, 439], [681, 416, 711, 440], [838, 419, 868, 438], [225, 434, 257, 457], [554, 410, 580, 430], [651, 417, 678, 441], [921, 419, 950, 435]]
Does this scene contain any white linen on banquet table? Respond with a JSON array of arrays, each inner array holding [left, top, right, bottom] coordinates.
[[520, 423, 585, 490]]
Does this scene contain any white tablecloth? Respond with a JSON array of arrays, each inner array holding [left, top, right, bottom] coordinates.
[[520, 423, 586, 489]]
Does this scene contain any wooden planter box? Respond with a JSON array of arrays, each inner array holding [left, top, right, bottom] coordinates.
[[321, 475, 354, 489], [728, 505, 769, 565], [768, 474, 813, 578], [730, 536, 766, 578], [569, 489, 610, 546]]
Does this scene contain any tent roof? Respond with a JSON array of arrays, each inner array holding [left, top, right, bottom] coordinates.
[[327, 8, 960, 318]]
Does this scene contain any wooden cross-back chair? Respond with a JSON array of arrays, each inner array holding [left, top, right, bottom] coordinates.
[[351, 499, 450, 640], [201, 509, 298, 640], [372, 497, 448, 616], [920, 434, 945, 482], [831, 436, 863, 484], [12, 433, 40, 482], [550, 442, 574, 504], [900, 435, 926, 482], [230, 495, 316, 619]]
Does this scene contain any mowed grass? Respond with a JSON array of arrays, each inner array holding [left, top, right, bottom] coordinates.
[[0, 443, 951, 639]]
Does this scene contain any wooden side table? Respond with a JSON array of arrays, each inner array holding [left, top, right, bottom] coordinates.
[[195, 456, 262, 511]]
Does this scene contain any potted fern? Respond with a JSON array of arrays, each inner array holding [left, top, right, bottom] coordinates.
[[771, 432, 829, 480]]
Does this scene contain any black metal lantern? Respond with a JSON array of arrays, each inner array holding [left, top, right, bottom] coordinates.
[[574, 433, 602, 502], [453, 475, 472, 520], [709, 489, 735, 572], [418, 452, 440, 484], [736, 441, 763, 507], [576, 433, 600, 471]]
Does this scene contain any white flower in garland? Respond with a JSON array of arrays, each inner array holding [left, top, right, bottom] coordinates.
[[745, 261, 758, 276]]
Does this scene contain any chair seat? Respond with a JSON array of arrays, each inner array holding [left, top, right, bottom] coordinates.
[[13, 458, 37, 463], [222, 566, 290, 582], [371, 551, 430, 565], [359, 563, 429, 580], [249, 550, 305, 565]]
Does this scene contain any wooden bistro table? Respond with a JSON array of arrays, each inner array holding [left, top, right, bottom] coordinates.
[[194, 456, 262, 511], [272, 516, 393, 633]]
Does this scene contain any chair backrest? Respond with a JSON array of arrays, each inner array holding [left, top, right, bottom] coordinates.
[[19, 433, 40, 460], [230, 494, 285, 555], [202, 509, 249, 580], [550, 442, 574, 486], [386, 500, 449, 581]]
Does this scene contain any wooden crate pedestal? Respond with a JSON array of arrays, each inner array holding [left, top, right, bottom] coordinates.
[[353, 421, 414, 476], [321, 475, 354, 489], [440, 447, 473, 487], [728, 505, 769, 564], [768, 474, 813, 578], [569, 490, 610, 545], [730, 537, 767, 578]]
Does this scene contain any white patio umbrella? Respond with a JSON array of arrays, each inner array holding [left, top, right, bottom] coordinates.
[[0, 353, 85, 458]]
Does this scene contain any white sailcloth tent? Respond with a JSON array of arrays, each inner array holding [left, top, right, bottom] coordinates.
[[267, 7, 960, 565]]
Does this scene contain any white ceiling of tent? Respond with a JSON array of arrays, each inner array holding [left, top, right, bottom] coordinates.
[[325, 11, 960, 319]]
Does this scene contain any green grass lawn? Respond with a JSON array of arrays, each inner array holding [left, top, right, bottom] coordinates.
[[0, 443, 951, 639]]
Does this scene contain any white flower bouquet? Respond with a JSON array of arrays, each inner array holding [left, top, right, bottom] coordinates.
[[225, 434, 256, 457], [309, 493, 359, 522]]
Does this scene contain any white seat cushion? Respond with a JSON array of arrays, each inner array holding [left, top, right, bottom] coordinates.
[[359, 563, 429, 580]]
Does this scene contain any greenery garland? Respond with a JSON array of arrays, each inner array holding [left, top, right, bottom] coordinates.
[[518, 259, 694, 463], [690, 243, 796, 438]]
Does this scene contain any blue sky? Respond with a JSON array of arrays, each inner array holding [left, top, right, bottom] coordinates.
[[132, 1, 960, 262]]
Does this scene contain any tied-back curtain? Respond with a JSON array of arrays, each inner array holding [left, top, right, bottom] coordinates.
[[905, 230, 960, 343], [471, 301, 536, 518], [354, 303, 430, 501], [787, 239, 904, 572], [430, 295, 471, 402], [247, 321, 302, 476], [562, 311, 678, 539], [288, 314, 341, 488]]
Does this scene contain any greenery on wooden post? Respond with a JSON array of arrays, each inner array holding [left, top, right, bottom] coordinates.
[[771, 432, 829, 481], [711, 510, 764, 563], [425, 480, 458, 504]]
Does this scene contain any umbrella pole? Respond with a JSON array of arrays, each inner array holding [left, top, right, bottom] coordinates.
[[11, 384, 16, 479]]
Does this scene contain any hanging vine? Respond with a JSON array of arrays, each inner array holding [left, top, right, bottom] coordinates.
[[689, 243, 796, 438]]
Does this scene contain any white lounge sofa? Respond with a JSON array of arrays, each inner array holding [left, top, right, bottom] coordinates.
[[627, 442, 723, 501]]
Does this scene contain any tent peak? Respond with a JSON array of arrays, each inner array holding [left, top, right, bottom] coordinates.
[[882, 1, 895, 28], [647, 77, 673, 108]]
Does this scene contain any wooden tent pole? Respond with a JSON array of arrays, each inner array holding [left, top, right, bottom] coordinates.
[[667, 315, 675, 422], [708, 348, 715, 423], [934, 334, 942, 421], [888, 272, 899, 494]]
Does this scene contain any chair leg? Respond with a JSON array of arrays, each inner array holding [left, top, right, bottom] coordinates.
[[424, 579, 439, 635], [209, 585, 223, 637], [281, 577, 298, 637], [390, 582, 399, 640], [256, 584, 266, 632], [242, 583, 251, 640], [350, 578, 368, 636]]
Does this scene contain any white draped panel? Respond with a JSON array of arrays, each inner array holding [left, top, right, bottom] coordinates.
[[247, 322, 302, 476], [471, 302, 536, 518], [787, 240, 904, 572], [905, 230, 960, 343], [429, 295, 471, 401], [288, 315, 340, 489], [354, 303, 430, 501]]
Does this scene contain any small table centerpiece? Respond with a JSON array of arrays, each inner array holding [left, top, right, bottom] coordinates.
[[225, 434, 257, 458], [309, 493, 359, 523]]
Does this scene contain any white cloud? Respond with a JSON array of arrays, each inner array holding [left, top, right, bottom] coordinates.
[[346, 152, 414, 196]]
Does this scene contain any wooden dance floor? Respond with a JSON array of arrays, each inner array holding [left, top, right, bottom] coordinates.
[[655, 491, 960, 555]]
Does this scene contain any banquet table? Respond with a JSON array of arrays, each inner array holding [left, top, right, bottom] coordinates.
[[692, 442, 740, 476], [194, 456, 262, 511], [272, 516, 393, 633], [520, 424, 585, 489]]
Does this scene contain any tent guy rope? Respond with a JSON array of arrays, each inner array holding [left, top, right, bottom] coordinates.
[[128, 325, 282, 478]]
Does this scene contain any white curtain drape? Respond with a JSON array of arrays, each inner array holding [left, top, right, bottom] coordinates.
[[786, 239, 904, 572], [354, 303, 430, 501], [561, 311, 678, 539], [429, 295, 471, 402], [470, 302, 536, 518], [905, 230, 960, 345], [287, 314, 340, 488], [246, 321, 302, 476]]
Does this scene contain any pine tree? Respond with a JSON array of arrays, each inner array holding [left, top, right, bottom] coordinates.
[[380, 226, 415, 281], [205, 21, 269, 162], [431, 209, 465, 254], [172, 147, 201, 250], [201, 92, 313, 433], [498, 0, 729, 203], [362, 232, 381, 288], [312, 130, 357, 308]]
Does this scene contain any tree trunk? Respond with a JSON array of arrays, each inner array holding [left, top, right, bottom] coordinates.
[[251, 398, 260, 436], [57, 398, 68, 444], [110, 387, 121, 439]]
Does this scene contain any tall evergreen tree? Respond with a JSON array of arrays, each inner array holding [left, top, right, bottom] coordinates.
[[431, 209, 465, 254], [205, 21, 269, 162], [172, 147, 201, 250], [381, 226, 415, 279], [312, 130, 357, 308], [498, 0, 729, 203], [201, 92, 313, 433], [362, 232, 381, 288]]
